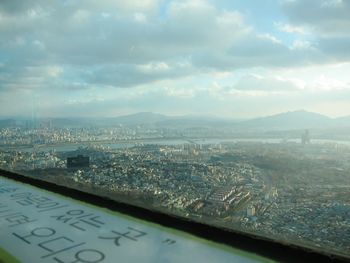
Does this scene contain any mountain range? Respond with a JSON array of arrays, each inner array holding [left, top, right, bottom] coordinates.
[[0, 110, 349, 131], [110, 110, 349, 131]]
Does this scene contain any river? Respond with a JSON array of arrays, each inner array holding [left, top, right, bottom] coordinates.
[[2, 137, 350, 153]]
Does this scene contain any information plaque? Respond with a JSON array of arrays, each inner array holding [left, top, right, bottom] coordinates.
[[0, 177, 273, 263]]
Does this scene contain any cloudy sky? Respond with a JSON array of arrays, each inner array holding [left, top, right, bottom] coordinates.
[[1, 0, 350, 118]]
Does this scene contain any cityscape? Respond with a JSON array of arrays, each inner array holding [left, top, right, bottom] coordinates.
[[0, 111, 349, 258], [1, 0, 350, 261]]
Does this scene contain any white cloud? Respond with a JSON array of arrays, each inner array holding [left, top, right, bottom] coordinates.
[[138, 62, 170, 73], [47, 66, 63, 78], [274, 22, 308, 34], [133, 12, 147, 23], [233, 74, 300, 92], [0, 0, 350, 118], [32, 39, 45, 50], [309, 75, 349, 91], [72, 9, 90, 23], [282, 0, 350, 36], [291, 40, 313, 50], [257, 33, 283, 44], [321, 0, 343, 8]]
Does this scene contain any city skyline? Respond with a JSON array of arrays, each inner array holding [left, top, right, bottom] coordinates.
[[1, 0, 350, 118]]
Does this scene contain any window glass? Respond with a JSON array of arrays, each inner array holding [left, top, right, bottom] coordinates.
[[0, 0, 349, 258]]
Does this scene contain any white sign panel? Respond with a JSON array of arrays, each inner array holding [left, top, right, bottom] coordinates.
[[0, 177, 271, 263]]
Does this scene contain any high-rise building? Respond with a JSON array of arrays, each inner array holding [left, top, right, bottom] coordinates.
[[301, 130, 311, 145], [67, 155, 90, 169]]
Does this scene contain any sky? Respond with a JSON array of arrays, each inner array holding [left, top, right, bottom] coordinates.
[[0, 0, 350, 118]]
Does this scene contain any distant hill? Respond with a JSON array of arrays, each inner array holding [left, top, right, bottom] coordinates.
[[334, 115, 350, 126], [238, 110, 333, 131], [109, 112, 170, 125], [155, 110, 350, 131], [155, 118, 234, 129], [1, 110, 349, 132]]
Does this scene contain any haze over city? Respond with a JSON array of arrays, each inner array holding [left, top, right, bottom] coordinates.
[[1, 0, 350, 118]]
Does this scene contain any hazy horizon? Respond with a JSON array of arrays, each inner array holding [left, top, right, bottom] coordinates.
[[1, 109, 349, 121]]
